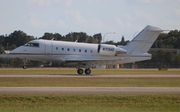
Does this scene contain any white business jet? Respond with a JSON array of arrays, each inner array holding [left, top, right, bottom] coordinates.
[[10, 25, 163, 75]]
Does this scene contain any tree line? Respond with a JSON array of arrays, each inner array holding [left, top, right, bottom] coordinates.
[[152, 30, 180, 48], [0, 29, 180, 68], [0, 31, 104, 53]]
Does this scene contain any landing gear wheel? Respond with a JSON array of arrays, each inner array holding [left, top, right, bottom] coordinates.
[[23, 59, 27, 69], [85, 69, 91, 75], [23, 65, 27, 69], [77, 69, 83, 75]]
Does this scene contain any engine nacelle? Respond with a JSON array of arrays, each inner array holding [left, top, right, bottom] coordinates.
[[98, 44, 116, 56], [98, 44, 127, 56], [115, 47, 127, 56]]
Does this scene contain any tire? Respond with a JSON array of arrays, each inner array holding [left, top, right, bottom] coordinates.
[[23, 65, 27, 69], [77, 69, 83, 75], [85, 69, 91, 75]]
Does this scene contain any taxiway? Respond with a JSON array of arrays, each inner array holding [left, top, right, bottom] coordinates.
[[0, 87, 179, 94], [0, 75, 180, 78]]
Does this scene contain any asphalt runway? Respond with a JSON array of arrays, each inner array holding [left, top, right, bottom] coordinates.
[[0, 75, 180, 78], [0, 87, 180, 94]]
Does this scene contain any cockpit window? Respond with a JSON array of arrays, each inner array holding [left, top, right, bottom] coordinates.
[[24, 43, 39, 47]]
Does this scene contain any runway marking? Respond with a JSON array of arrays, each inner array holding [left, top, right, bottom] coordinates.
[[0, 87, 179, 94]]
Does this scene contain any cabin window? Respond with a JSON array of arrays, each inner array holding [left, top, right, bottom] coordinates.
[[67, 48, 70, 51], [85, 50, 87, 53], [56, 47, 58, 50], [73, 49, 75, 52], [24, 43, 39, 47], [79, 49, 81, 52], [62, 48, 64, 51], [91, 50, 93, 53]]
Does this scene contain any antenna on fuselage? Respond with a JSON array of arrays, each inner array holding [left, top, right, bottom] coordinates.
[[74, 34, 79, 42]]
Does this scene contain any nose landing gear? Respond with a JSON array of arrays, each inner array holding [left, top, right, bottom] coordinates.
[[23, 59, 27, 69], [23, 65, 27, 69]]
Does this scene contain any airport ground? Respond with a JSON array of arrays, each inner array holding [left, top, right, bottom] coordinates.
[[1, 68, 180, 75], [0, 68, 180, 112]]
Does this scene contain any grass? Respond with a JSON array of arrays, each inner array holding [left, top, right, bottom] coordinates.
[[0, 68, 180, 75], [0, 77, 180, 87], [0, 94, 179, 112]]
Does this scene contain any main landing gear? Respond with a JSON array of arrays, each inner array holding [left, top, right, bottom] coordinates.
[[77, 68, 91, 75], [23, 65, 27, 69]]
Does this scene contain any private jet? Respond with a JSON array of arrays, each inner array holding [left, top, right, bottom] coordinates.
[[10, 25, 163, 75]]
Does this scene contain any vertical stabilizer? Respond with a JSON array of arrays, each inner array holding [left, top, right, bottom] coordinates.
[[125, 25, 162, 53]]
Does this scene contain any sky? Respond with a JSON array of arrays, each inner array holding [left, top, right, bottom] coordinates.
[[0, 0, 180, 42]]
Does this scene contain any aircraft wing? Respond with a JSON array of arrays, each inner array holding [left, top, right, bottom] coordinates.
[[65, 57, 119, 63], [65, 59, 99, 63], [65, 58, 120, 67]]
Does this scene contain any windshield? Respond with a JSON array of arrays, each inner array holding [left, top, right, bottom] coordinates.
[[24, 43, 39, 47]]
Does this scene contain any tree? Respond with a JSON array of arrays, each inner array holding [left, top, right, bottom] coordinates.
[[40, 33, 54, 40], [152, 30, 180, 49], [104, 40, 114, 45], [120, 35, 125, 45], [78, 32, 88, 42], [174, 54, 180, 68], [0, 35, 5, 45], [0, 44, 4, 54], [174, 38, 180, 48], [93, 33, 102, 44], [87, 36, 96, 43], [9, 44, 17, 50], [54, 33, 63, 40], [65, 32, 76, 42], [3, 30, 34, 49]]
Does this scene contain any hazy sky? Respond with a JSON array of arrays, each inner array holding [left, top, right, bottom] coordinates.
[[0, 0, 180, 41]]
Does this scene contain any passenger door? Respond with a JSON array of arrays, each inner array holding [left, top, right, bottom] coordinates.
[[45, 41, 53, 55]]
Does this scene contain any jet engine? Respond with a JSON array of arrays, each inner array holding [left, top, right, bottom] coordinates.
[[98, 44, 127, 56], [98, 44, 116, 56]]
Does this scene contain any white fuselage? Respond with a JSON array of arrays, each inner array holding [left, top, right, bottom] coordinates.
[[10, 39, 151, 66], [9, 25, 163, 74]]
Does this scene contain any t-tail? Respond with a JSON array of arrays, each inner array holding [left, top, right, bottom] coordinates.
[[124, 25, 163, 54]]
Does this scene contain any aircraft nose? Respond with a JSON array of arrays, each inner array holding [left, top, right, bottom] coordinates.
[[10, 48, 18, 54], [10, 47, 23, 55]]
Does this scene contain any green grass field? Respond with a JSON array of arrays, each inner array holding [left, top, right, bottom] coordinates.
[[0, 95, 179, 112], [0, 77, 180, 87]]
